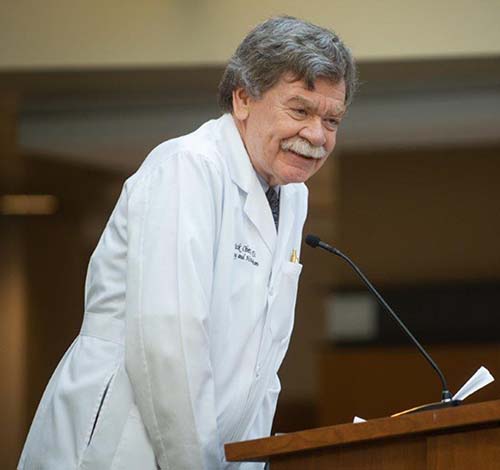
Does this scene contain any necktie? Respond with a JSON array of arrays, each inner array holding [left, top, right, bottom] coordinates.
[[266, 187, 280, 231]]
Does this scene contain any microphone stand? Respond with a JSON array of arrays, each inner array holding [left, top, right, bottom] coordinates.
[[306, 234, 462, 416]]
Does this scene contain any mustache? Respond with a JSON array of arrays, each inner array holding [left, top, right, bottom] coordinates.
[[280, 136, 327, 159]]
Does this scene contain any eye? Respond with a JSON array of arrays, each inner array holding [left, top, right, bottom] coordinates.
[[291, 108, 307, 118], [324, 117, 340, 130]]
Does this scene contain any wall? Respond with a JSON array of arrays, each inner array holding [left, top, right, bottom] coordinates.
[[0, 94, 27, 469], [334, 146, 500, 287], [275, 144, 500, 431], [0, 224, 28, 468], [1, 0, 500, 69]]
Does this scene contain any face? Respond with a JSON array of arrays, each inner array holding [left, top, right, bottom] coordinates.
[[232, 74, 346, 186]]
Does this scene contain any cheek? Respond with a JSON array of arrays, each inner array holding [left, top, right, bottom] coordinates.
[[265, 132, 286, 159], [248, 124, 271, 157], [326, 132, 338, 151], [266, 118, 308, 162]]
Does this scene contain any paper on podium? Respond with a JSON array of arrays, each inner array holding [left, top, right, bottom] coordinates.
[[353, 366, 494, 423], [452, 366, 494, 401]]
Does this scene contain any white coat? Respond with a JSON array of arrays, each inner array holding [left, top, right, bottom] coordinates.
[[19, 114, 308, 470]]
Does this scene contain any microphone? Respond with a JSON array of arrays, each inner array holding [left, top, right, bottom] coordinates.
[[305, 234, 461, 414]]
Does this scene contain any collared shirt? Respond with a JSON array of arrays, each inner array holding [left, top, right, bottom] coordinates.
[[256, 171, 280, 197]]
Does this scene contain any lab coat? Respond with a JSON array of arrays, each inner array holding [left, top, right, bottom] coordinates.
[[19, 114, 308, 470]]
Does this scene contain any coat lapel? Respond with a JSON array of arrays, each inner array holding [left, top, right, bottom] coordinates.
[[279, 184, 297, 246], [244, 176, 277, 254], [272, 184, 297, 270], [218, 114, 277, 254]]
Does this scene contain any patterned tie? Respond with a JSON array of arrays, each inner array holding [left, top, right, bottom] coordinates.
[[266, 187, 280, 231]]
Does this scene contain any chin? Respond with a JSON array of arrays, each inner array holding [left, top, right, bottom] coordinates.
[[276, 156, 324, 185], [278, 171, 311, 185], [287, 164, 321, 184]]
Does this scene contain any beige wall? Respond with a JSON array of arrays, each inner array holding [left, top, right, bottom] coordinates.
[[1, 0, 500, 69]]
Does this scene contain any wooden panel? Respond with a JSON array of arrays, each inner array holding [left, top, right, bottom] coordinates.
[[271, 438, 426, 470], [318, 344, 500, 425], [0, 92, 27, 470], [427, 427, 500, 470], [226, 399, 500, 462], [335, 147, 500, 287], [0, 92, 23, 190]]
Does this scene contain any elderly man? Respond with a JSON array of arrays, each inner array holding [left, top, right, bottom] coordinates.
[[19, 16, 356, 470]]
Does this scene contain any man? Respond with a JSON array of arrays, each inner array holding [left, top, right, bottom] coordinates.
[[19, 16, 356, 470]]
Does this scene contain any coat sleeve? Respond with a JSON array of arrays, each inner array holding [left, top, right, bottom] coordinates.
[[124, 150, 224, 470]]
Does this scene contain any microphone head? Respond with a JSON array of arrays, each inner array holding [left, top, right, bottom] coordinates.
[[305, 234, 321, 248]]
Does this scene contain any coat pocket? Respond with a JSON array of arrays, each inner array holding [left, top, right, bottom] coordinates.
[[109, 405, 158, 470], [79, 364, 143, 470], [268, 261, 303, 342], [87, 372, 115, 447]]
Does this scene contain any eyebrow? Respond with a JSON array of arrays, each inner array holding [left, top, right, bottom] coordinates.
[[286, 95, 345, 117]]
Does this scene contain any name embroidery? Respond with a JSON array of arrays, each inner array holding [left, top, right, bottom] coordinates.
[[234, 242, 259, 266]]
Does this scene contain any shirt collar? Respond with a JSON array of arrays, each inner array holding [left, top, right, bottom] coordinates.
[[256, 167, 280, 195]]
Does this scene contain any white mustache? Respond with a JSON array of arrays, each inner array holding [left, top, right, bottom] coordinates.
[[280, 136, 327, 159]]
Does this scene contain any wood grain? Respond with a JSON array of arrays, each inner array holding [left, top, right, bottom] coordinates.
[[225, 399, 500, 462], [427, 427, 500, 470], [270, 438, 426, 470], [318, 344, 500, 426]]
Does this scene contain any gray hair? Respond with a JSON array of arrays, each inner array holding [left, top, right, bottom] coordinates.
[[217, 16, 357, 112]]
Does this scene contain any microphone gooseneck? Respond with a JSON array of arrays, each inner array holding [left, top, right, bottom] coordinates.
[[305, 233, 453, 404]]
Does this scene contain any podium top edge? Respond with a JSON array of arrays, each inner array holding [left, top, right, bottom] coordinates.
[[225, 398, 500, 462]]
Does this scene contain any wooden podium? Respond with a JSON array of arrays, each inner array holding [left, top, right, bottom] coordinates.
[[225, 399, 500, 469]]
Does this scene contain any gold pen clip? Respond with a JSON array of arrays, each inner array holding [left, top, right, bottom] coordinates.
[[290, 249, 299, 263]]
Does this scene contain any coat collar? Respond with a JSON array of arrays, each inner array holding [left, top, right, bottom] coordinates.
[[218, 113, 254, 193], [217, 114, 299, 256]]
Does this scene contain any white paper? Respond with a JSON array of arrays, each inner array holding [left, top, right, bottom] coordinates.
[[353, 366, 493, 423], [453, 366, 494, 401]]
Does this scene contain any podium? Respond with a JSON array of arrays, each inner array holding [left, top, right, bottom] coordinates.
[[225, 399, 500, 469]]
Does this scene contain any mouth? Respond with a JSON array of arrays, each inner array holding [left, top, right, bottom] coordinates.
[[285, 149, 322, 160]]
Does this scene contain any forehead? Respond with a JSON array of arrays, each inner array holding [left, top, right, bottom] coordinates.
[[269, 74, 346, 113]]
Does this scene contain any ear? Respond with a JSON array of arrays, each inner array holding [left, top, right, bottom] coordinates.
[[232, 87, 251, 121]]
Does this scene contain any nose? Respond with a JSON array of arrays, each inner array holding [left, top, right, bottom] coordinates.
[[299, 117, 327, 148]]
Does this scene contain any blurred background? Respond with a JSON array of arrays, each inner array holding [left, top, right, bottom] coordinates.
[[1, 1, 500, 468]]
